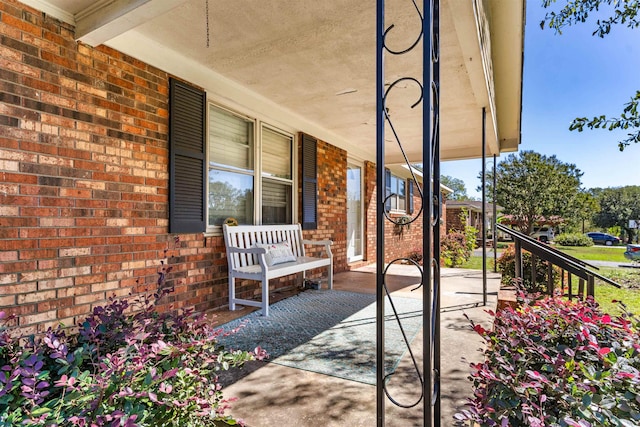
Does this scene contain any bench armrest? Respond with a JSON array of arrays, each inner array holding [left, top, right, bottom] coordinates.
[[302, 239, 333, 258], [226, 246, 269, 270]]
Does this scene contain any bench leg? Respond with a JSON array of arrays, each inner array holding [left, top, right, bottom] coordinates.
[[327, 261, 333, 289], [229, 276, 236, 311], [261, 278, 269, 317]]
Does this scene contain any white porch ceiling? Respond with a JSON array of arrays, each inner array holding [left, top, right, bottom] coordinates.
[[21, 0, 524, 165]]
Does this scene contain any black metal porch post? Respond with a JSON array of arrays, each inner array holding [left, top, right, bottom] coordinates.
[[482, 107, 487, 306], [493, 154, 497, 273], [377, 0, 439, 424], [432, 0, 441, 422], [423, 0, 440, 424], [375, 0, 385, 424]]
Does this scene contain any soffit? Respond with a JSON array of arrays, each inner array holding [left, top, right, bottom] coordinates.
[[21, 0, 524, 164]]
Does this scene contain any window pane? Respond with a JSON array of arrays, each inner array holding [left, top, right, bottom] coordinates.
[[390, 197, 398, 211], [389, 174, 406, 211], [262, 127, 292, 179], [398, 178, 406, 210], [398, 179, 406, 197], [262, 179, 291, 224], [208, 169, 254, 226], [347, 164, 363, 260], [209, 106, 254, 171]]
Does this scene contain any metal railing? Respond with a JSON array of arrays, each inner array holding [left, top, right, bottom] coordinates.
[[496, 224, 621, 299]]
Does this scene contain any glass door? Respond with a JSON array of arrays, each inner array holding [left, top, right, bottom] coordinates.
[[346, 162, 363, 262]]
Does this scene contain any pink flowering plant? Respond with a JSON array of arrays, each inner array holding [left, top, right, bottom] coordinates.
[[456, 294, 640, 427], [0, 253, 266, 426]]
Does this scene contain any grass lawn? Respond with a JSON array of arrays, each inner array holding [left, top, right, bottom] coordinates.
[[459, 255, 495, 271], [458, 255, 640, 316], [594, 267, 640, 314], [554, 245, 628, 263], [595, 283, 640, 316]]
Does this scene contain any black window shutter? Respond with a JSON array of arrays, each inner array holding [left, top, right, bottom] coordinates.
[[384, 168, 392, 213], [301, 133, 317, 230], [407, 178, 414, 214], [169, 78, 206, 233]]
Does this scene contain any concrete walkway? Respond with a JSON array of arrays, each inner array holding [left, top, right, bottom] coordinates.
[[587, 259, 640, 269], [215, 265, 500, 426]]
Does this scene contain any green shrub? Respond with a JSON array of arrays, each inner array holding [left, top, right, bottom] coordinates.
[[441, 232, 471, 267], [441, 209, 479, 267], [496, 246, 561, 293], [555, 232, 594, 247], [456, 295, 640, 426]]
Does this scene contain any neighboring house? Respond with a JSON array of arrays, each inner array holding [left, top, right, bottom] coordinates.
[[499, 215, 565, 240], [0, 0, 524, 331], [499, 215, 565, 231], [446, 200, 502, 240]]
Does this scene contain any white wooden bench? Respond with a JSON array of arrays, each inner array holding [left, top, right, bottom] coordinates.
[[223, 224, 333, 316]]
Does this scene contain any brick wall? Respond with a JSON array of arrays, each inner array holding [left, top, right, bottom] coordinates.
[[0, 0, 178, 333], [447, 207, 483, 236], [364, 161, 377, 263], [362, 162, 447, 265], [441, 193, 448, 238], [0, 0, 350, 331], [314, 140, 348, 272], [297, 138, 348, 282], [447, 208, 468, 233]]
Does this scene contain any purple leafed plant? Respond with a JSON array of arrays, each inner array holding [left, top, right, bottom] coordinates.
[[456, 293, 640, 427], [0, 239, 267, 426]]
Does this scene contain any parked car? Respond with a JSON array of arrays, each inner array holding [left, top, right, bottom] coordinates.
[[531, 226, 555, 243], [586, 232, 621, 246], [624, 244, 640, 263]]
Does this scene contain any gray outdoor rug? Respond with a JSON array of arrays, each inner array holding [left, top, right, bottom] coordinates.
[[215, 290, 423, 385]]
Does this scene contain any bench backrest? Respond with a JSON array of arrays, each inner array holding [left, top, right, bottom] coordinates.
[[223, 224, 305, 268]]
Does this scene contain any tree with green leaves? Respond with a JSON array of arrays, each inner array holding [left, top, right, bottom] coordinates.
[[591, 186, 640, 243], [541, 0, 640, 150], [482, 151, 583, 235], [571, 190, 600, 233], [440, 175, 469, 200]]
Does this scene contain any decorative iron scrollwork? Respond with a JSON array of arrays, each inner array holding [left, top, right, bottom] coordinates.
[[377, 0, 440, 424]]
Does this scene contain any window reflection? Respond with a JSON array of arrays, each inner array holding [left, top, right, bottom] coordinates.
[[208, 170, 254, 225]]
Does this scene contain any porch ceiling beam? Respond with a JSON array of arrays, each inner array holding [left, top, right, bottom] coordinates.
[[75, 0, 188, 46]]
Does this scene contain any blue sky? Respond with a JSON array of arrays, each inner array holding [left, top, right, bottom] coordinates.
[[441, 1, 640, 199]]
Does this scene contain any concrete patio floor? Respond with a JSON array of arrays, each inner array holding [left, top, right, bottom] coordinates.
[[212, 265, 501, 426]]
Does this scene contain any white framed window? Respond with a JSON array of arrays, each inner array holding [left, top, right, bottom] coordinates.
[[389, 173, 406, 212], [207, 104, 294, 228], [261, 126, 293, 225]]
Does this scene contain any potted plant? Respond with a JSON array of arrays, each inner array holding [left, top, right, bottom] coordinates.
[[393, 215, 412, 238]]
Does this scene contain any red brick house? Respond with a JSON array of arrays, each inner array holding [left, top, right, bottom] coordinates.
[[446, 200, 502, 240], [0, 0, 524, 331]]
